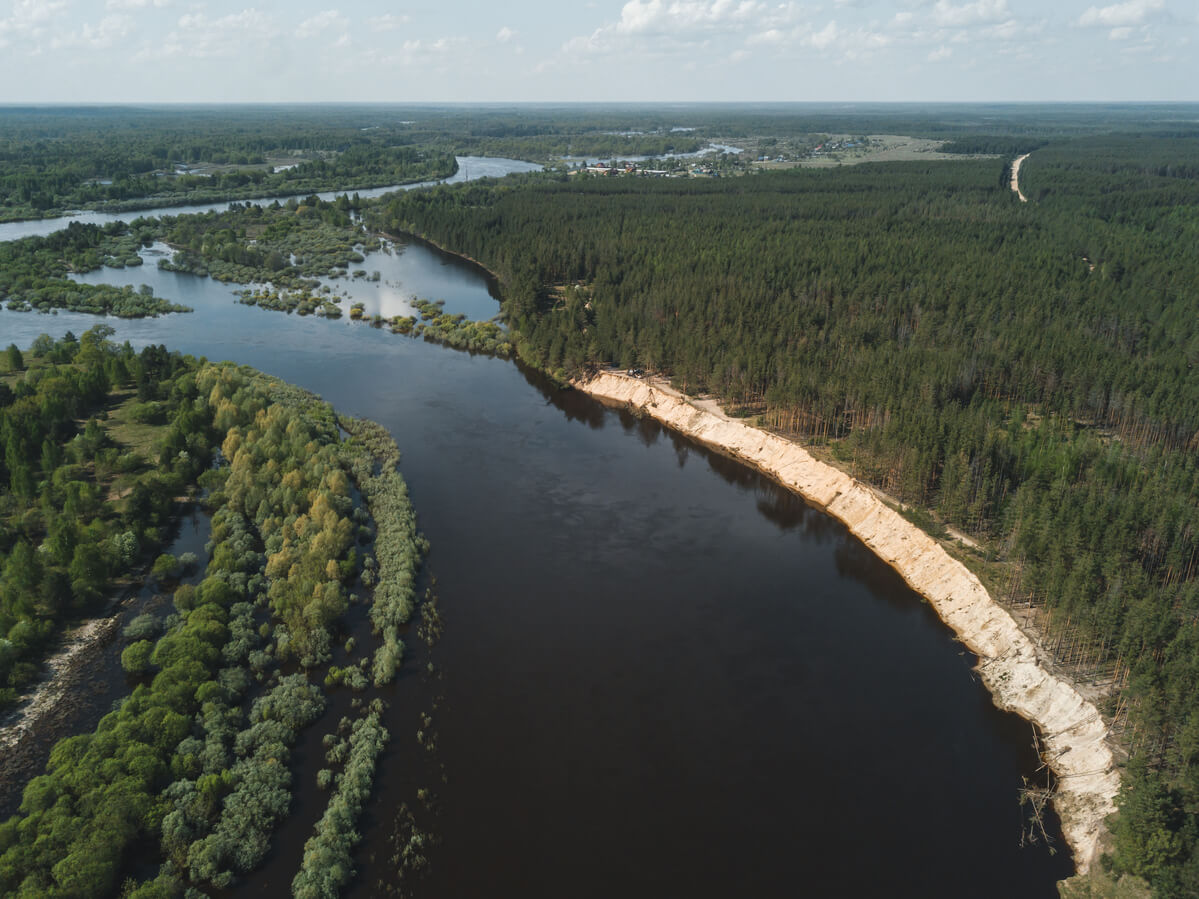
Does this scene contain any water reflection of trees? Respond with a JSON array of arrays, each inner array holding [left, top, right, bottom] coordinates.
[[519, 364, 953, 617]]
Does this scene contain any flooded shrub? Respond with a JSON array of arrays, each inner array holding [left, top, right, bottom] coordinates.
[[123, 612, 159, 643]]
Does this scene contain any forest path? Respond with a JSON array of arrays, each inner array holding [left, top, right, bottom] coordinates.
[[1010, 153, 1031, 202]]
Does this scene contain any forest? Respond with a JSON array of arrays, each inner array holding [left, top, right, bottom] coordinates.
[[370, 132, 1199, 895], [9, 103, 1196, 224], [0, 331, 433, 896], [0, 107, 456, 222]]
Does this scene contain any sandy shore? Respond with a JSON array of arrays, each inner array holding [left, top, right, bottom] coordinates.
[[1011, 153, 1030, 202], [575, 370, 1118, 874]]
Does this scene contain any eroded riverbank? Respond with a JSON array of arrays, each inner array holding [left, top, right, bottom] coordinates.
[[575, 370, 1120, 873]]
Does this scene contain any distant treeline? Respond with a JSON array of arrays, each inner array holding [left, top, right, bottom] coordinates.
[[8, 103, 1198, 222], [940, 136, 1047, 155], [0, 107, 456, 222], [371, 136, 1199, 895]]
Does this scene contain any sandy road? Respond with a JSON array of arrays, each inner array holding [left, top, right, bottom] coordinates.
[[1011, 153, 1030, 202]]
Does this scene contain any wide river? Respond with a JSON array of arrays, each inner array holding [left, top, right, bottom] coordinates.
[[0, 158, 1072, 896]]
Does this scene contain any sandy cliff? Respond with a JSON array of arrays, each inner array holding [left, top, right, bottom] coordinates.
[[576, 370, 1119, 873]]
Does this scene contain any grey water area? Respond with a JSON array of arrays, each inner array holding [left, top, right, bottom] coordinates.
[[0, 157, 1073, 896], [73, 235, 504, 326], [0, 155, 542, 243]]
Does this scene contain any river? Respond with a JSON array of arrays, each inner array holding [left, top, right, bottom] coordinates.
[[0, 158, 1072, 896], [0, 155, 542, 243]]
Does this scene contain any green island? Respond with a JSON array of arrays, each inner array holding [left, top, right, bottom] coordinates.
[[138, 196, 513, 355], [0, 330, 431, 896], [0, 222, 190, 317]]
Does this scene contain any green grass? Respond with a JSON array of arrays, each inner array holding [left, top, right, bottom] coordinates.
[[103, 390, 168, 458]]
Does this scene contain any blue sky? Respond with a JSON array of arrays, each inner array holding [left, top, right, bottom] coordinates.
[[0, 0, 1193, 103]]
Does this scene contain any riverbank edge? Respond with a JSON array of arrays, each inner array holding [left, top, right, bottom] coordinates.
[[574, 369, 1119, 875], [379, 229, 504, 294]]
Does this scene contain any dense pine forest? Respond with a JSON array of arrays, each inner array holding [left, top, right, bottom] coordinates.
[[0, 332, 432, 895], [370, 134, 1199, 894]]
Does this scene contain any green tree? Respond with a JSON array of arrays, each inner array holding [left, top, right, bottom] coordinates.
[[4, 344, 23, 372]]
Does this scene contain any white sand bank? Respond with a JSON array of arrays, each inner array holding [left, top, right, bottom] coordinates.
[[575, 370, 1118, 873]]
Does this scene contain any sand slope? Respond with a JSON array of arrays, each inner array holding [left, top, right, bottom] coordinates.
[[576, 371, 1118, 873]]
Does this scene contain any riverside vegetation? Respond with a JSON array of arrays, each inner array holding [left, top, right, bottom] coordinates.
[[150, 196, 514, 355], [0, 331, 431, 896], [0, 221, 190, 317], [370, 133, 1199, 895], [0, 106, 456, 223]]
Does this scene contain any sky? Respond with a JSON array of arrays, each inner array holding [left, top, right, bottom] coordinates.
[[0, 0, 1193, 103]]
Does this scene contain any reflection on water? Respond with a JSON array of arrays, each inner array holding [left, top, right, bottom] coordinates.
[[71, 237, 501, 324]]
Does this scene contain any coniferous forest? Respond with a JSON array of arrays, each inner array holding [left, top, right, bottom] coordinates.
[[371, 132, 1199, 895]]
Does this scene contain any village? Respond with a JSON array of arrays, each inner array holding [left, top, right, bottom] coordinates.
[[569, 161, 717, 178]]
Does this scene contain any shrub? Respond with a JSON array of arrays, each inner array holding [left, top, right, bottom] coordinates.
[[123, 612, 159, 643], [152, 553, 180, 580], [121, 640, 155, 675]]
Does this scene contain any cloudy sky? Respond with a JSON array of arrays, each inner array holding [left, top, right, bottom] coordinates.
[[0, 0, 1192, 103]]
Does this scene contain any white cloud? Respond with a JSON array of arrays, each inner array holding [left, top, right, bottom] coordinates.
[[296, 9, 345, 39], [11, 0, 65, 25], [106, 0, 168, 9], [1078, 0, 1164, 27], [496, 25, 516, 42], [368, 13, 408, 31], [806, 19, 839, 49], [631, 0, 768, 33], [51, 13, 131, 48], [139, 8, 279, 59], [932, 0, 1010, 27], [369, 34, 467, 65], [0, 0, 66, 48], [747, 26, 784, 44], [1109, 25, 1133, 38], [927, 43, 952, 60], [564, 0, 809, 54], [984, 17, 1042, 40]]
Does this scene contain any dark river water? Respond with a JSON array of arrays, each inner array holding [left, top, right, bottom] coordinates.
[[0, 159, 1072, 896]]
